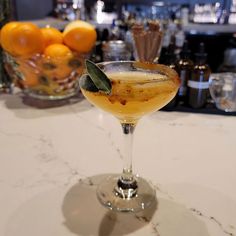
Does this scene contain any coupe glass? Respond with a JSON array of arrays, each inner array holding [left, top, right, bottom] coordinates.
[[80, 61, 180, 212]]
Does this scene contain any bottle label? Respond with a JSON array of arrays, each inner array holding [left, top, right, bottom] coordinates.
[[188, 80, 209, 89]]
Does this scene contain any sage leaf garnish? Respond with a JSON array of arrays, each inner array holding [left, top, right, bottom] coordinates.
[[86, 60, 111, 94], [79, 74, 99, 92]]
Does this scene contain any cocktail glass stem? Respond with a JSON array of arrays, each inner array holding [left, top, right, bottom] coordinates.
[[115, 123, 138, 199]]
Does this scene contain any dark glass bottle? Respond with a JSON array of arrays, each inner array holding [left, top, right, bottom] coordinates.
[[161, 37, 177, 68], [187, 43, 211, 109], [175, 40, 194, 105], [162, 37, 178, 109]]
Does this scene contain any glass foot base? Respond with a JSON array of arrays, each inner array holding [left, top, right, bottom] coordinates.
[[96, 174, 156, 213]]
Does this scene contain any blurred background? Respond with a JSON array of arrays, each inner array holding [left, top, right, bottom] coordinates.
[[6, 0, 236, 73], [12, 0, 235, 23], [8, 0, 236, 71], [1, 0, 236, 111]]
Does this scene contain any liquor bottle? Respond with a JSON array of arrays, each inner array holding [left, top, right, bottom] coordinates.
[[187, 43, 211, 108], [175, 40, 194, 105], [160, 36, 177, 68], [161, 37, 178, 109]]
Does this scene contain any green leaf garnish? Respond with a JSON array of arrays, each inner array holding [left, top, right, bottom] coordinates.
[[85, 60, 111, 94], [79, 74, 99, 92]]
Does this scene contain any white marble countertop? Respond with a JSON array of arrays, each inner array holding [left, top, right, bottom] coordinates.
[[0, 92, 236, 236]]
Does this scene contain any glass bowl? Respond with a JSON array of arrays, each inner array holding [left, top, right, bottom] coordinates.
[[4, 51, 85, 100]]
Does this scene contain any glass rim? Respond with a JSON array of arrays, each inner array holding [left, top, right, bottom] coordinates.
[[96, 60, 136, 66], [96, 61, 180, 84]]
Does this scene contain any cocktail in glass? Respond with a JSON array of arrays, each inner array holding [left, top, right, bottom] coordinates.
[[80, 61, 180, 212]]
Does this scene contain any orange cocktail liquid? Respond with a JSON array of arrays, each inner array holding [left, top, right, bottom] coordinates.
[[81, 71, 179, 124]]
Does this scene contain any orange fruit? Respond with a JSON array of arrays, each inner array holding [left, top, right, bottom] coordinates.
[[63, 20, 97, 53], [41, 27, 63, 48], [43, 44, 74, 79], [44, 43, 73, 59], [0, 21, 21, 54], [15, 58, 40, 87], [9, 22, 44, 56], [20, 72, 39, 87]]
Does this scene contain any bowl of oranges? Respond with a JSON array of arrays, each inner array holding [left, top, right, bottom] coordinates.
[[0, 20, 97, 100]]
